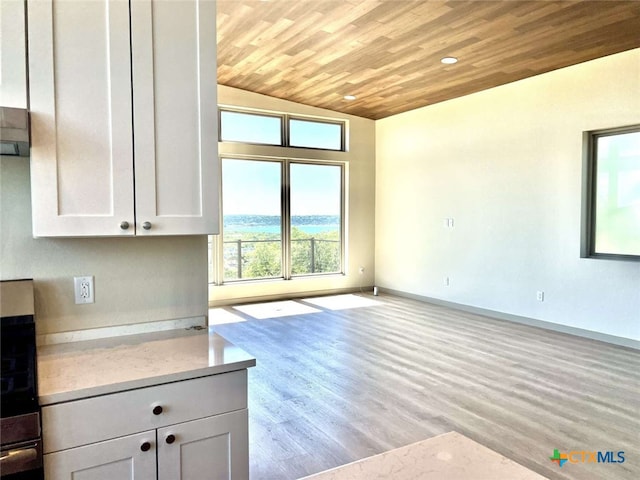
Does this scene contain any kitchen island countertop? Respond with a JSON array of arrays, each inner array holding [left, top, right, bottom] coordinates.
[[301, 431, 548, 480], [37, 327, 255, 405]]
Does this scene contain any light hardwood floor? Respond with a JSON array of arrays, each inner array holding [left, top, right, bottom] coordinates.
[[211, 293, 640, 480]]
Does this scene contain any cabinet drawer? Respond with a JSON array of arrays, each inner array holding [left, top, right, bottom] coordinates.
[[42, 370, 247, 454]]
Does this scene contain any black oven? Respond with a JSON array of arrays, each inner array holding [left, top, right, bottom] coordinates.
[[0, 280, 43, 479]]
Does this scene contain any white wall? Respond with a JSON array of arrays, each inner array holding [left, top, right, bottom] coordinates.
[[375, 49, 640, 341], [210, 85, 376, 305], [0, 156, 209, 335]]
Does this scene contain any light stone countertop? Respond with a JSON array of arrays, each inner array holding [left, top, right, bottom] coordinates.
[[301, 431, 548, 480], [37, 327, 256, 405]]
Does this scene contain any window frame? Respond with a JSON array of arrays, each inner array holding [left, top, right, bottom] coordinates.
[[581, 124, 640, 261], [218, 108, 346, 152], [215, 156, 346, 284]]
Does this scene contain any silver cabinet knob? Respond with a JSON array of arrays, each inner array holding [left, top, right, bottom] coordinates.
[[142, 222, 152, 230], [120, 221, 130, 230]]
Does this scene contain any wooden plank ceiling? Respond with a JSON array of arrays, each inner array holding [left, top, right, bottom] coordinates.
[[217, 0, 640, 120]]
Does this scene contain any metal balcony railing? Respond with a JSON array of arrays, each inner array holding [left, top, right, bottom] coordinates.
[[223, 238, 340, 279]]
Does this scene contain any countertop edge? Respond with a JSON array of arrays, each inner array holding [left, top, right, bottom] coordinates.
[[39, 358, 256, 406]]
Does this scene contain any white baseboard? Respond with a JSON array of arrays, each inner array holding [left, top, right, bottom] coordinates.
[[379, 287, 640, 351], [209, 286, 373, 308], [37, 316, 206, 346]]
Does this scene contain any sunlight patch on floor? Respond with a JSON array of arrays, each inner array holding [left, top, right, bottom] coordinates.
[[233, 300, 321, 319], [208, 308, 247, 325], [303, 294, 383, 310]]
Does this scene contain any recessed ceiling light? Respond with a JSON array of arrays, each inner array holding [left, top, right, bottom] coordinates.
[[441, 56, 458, 65], [344, 95, 356, 101]]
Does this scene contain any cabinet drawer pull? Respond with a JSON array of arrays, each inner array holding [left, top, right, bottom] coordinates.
[[140, 442, 151, 452], [165, 434, 176, 444], [142, 221, 152, 230], [120, 221, 130, 230], [152, 405, 163, 415]]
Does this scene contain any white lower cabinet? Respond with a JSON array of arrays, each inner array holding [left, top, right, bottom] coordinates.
[[44, 431, 156, 480], [157, 410, 249, 480], [42, 372, 249, 480], [44, 411, 248, 480]]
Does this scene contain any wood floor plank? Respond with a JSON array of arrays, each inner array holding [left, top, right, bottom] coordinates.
[[212, 293, 640, 480]]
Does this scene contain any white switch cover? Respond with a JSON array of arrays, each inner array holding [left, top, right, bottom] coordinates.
[[536, 290, 544, 302], [74, 276, 94, 304]]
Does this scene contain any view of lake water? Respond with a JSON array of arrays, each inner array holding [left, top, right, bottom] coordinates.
[[223, 215, 339, 235], [225, 224, 338, 234]]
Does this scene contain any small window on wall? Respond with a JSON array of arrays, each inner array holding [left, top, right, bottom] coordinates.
[[582, 125, 640, 259], [289, 118, 344, 151], [219, 110, 282, 145]]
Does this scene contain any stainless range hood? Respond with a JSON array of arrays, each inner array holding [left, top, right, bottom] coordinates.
[[0, 107, 30, 157]]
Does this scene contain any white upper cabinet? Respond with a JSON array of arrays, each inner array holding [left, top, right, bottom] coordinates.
[[27, 0, 219, 237], [0, 0, 28, 108]]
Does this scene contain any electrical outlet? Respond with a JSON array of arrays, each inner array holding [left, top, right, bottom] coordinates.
[[444, 276, 450, 286], [359, 266, 365, 275], [536, 290, 544, 302], [74, 276, 95, 304]]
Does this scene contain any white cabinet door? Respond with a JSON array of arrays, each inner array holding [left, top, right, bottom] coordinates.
[[28, 0, 135, 237], [130, 0, 219, 236], [157, 410, 249, 480], [0, 0, 27, 108], [44, 431, 156, 480]]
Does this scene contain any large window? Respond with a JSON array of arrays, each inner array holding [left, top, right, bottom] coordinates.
[[219, 158, 343, 282], [582, 125, 640, 259], [213, 107, 347, 284]]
